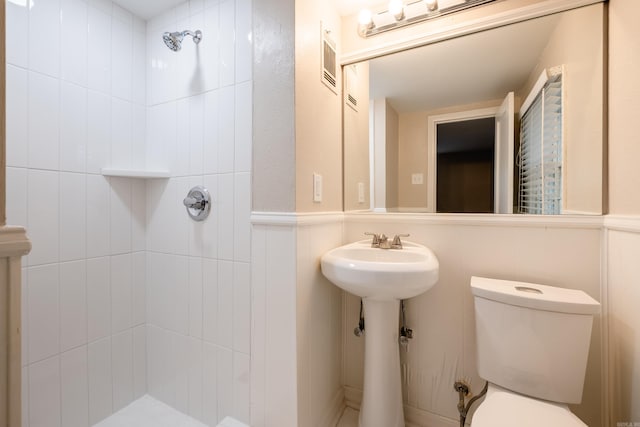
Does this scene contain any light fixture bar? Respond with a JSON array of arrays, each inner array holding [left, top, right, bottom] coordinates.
[[359, 0, 497, 38]]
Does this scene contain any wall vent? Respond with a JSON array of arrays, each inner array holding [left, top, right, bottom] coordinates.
[[321, 24, 338, 94], [345, 64, 358, 111]]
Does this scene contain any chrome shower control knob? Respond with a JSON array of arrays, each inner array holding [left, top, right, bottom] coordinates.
[[183, 186, 211, 221]]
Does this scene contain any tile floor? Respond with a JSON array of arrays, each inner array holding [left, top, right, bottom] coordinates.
[[92, 395, 248, 427]]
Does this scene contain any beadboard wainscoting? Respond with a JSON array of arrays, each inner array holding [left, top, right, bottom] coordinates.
[[604, 216, 640, 426], [251, 212, 345, 427]]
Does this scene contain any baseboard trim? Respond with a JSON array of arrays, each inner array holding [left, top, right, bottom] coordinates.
[[321, 387, 346, 427]]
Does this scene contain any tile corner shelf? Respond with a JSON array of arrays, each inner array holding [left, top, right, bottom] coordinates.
[[101, 168, 171, 179]]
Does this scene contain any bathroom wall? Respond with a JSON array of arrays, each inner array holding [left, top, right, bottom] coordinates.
[[144, 0, 252, 425], [294, 0, 343, 213], [342, 214, 604, 426], [5, 0, 147, 424], [251, 0, 296, 213], [609, 0, 640, 216], [607, 0, 640, 424], [343, 62, 370, 212]]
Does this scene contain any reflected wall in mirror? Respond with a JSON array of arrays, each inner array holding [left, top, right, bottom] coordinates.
[[343, 3, 604, 214]]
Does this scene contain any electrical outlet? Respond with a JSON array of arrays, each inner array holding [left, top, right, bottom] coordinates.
[[411, 173, 424, 185], [358, 182, 365, 203], [313, 173, 322, 202]]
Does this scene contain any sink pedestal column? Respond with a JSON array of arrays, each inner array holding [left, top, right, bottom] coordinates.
[[359, 298, 405, 427]]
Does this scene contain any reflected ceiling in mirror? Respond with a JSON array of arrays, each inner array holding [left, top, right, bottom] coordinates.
[[343, 3, 605, 215]]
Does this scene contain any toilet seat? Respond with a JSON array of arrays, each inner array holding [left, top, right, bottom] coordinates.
[[471, 384, 587, 427]]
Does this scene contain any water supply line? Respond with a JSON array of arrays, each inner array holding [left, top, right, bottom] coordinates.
[[454, 380, 488, 427], [354, 299, 365, 337], [399, 300, 413, 348]]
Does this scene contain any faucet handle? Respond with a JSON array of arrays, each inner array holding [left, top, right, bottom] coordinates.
[[391, 234, 410, 249], [364, 232, 380, 247]]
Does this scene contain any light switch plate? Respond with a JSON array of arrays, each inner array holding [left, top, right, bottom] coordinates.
[[313, 173, 322, 202], [358, 182, 365, 203], [411, 173, 424, 185]]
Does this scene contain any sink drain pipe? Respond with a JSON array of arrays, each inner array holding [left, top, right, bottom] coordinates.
[[454, 380, 488, 427]]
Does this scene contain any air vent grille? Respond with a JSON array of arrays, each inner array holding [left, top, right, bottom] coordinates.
[[344, 64, 358, 111], [321, 25, 338, 94], [324, 70, 336, 88]]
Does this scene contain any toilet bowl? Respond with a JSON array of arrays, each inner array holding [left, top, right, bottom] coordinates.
[[472, 383, 586, 427], [470, 276, 600, 426]]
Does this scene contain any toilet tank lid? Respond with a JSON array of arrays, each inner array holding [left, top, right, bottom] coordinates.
[[471, 276, 600, 315]]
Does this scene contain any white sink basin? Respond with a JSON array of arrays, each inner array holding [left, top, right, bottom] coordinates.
[[321, 240, 439, 300]]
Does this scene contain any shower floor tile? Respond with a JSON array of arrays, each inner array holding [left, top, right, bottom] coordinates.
[[93, 395, 207, 427]]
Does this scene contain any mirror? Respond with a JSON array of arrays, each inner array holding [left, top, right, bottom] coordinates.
[[343, 4, 604, 214]]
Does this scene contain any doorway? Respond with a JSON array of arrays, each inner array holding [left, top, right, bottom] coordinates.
[[436, 118, 495, 213], [426, 92, 515, 214]]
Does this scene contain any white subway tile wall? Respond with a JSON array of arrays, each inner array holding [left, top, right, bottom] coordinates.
[[5, 0, 252, 425]]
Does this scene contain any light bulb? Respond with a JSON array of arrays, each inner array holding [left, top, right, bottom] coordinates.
[[358, 9, 374, 26], [388, 0, 405, 21], [425, 0, 438, 11]]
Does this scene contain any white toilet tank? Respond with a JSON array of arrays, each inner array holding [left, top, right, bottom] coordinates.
[[471, 276, 600, 404]]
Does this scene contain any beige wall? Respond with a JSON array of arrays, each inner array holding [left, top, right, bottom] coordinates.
[[294, 0, 343, 212], [609, 0, 640, 215], [343, 63, 371, 211], [607, 0, 640, 425], [398, 111, 429, 209], [252, 0, 296, 212], [519, 4, 604, 215]]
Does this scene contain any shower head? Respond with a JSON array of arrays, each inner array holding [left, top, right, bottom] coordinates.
[[163, 29, 202, 52]]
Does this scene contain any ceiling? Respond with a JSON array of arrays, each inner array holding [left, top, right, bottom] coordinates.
[[368, 12, 560, 113], [112, 0, 185, 20], [120, 0, 370, 20]]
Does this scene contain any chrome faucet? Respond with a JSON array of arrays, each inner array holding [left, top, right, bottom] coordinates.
[[391, 234, 410, 249], [365, 233, 409, 249], [365, 232, 381, 247]]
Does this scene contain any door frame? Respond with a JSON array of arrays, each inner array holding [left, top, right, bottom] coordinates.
[[426, 106, 499, 213]]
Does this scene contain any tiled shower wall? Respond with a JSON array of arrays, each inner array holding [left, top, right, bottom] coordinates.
[[6, 0, 147, 425], [144, 0, 252, 425], [5, 0, 252, 425]]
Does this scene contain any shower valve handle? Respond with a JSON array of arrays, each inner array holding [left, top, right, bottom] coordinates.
[[183, 186, 211, 221], [183, 196, 204, 209]]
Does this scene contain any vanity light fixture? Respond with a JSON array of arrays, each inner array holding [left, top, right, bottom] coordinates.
[[357, 0, 495, 38], [388, 0, 405, 21], [425, 0, 438, 11], [358, 9, 376, 34]]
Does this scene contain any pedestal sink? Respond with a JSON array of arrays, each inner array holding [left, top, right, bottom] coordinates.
[[321, 240, 439, 427]]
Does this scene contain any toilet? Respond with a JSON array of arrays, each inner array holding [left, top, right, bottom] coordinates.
[[470, 276, 600, 427]]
